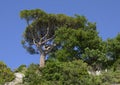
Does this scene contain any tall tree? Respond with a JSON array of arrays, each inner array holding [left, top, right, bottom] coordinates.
[[20, 9, 92, 67], [20, 9, 57, 67]]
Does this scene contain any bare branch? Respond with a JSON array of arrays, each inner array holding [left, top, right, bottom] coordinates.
[[40, 35, 55, 45], [31, 27, 55, 54], [33, 39, 38, 46], [33, 38, 43, 53], [40, 27, 49, 41]]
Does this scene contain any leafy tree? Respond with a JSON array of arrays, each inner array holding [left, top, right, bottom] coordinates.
[[20, 9, 96, 67], [20, 9, 54, 67], [20, 9, 120, 85], [54, 27, 107, 70], [0, 61, 15, 84]]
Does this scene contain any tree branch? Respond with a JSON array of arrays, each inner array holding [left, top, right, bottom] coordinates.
[[45, 43, 56, 54], [40, 35, 55, 45], [33, 39, 37, 46], [33, 38, 43, 53], [32, 27, 55, 54], [40, 27, 49, 42]]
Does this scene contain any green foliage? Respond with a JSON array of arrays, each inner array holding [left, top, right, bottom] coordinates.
[[113, 58, 120, 71], [23, 64, 42, 85], [18, 62, 120, 85], [99, 70, 120, 84], [0, 61, 15, 84], [15, 64, 27, 73], [54, 26, 120, 76], [23, 60, 102, 85], [106, 33, 120, 69], [20, 9, 46, 23], [82, 47, 107, 70], [54, 27, 107, 70]]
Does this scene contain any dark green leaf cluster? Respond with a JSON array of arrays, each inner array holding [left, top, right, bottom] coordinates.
[[0, 61, 15, 84]]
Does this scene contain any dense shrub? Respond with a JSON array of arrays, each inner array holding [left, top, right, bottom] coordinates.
[[23, 63, 43, 85], [0, 61, 15, 84], [100, 70, 120, 84], [14, 64, 27, 73], [23, 60, 103, 85]]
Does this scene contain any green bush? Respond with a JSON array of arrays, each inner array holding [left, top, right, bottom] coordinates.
[[23, 60, 103, 85], [0, 61, 15, 84], [15, 64, 27, 73], [23, 63, 43, 85], [100, 70, 120, 84]]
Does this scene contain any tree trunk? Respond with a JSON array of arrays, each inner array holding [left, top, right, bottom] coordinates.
[[40, 52, 46, 67]]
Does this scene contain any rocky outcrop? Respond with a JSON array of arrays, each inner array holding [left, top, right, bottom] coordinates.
[[5, 73, 25, 85]]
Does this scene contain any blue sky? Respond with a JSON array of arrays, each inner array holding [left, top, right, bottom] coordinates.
[[0, 0, 120, 69]]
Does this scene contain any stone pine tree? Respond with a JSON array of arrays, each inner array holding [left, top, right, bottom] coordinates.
[[20, 9, 93, 67], [20, 9, 57, 67]]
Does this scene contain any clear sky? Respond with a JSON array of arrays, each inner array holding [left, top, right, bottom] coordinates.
[[0, 0, 120, 69]]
